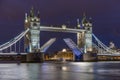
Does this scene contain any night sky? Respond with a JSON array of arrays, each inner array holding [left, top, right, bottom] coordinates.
[[0, 0, 120, 52]]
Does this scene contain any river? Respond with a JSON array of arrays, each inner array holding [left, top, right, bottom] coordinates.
[[0, 61, 120, 80]]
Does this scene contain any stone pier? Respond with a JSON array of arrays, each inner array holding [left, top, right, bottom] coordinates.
[[26, 53, 44, 62], [83, 53, 97, 61]]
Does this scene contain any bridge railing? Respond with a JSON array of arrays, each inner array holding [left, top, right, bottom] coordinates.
[[92, 33, 119, 54], [0, 29, 29, 51]]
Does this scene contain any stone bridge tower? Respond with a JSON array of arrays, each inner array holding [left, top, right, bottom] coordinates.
[[81, 14, 93, 53], [24, 7, 40, 53]]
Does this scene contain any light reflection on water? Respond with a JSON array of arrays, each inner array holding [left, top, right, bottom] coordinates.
[[0, 62, 120, 80]]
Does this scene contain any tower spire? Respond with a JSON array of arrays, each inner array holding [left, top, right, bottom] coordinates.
[[30, 6, 34, 17], [25, 13, 28, 19], [25, 13, 28, 23], [77, 18, 80, 28], [37, 10, 40, 18], [81, 12, 88, 26], [83, 12, 86, 19], [89, 17, 92, 23]]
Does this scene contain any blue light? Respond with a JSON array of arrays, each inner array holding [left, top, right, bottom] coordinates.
[[64, 38, 83, 57]]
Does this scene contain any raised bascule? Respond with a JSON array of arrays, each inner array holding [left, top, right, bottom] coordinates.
[[0, 8, 119, 62]]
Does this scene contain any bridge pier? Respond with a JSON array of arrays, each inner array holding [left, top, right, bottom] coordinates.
[[74, 55, 83, 61], [26, 53, 44, 62], [83, 53, 97, 61], [73, 53, 97, 62]]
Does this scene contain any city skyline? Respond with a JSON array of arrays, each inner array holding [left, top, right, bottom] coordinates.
[[0, 0, 120, 52]]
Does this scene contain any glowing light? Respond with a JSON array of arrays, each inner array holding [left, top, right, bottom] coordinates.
[[62, 66, 68, 71], [62, 25, 66, 29], [62, 48, 67, 52], [25, 19, 28, 23]]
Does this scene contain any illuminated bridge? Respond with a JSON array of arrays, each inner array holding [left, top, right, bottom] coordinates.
[[0, 8, 119, 61]]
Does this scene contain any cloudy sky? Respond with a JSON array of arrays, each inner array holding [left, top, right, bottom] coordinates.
[[0, 0, 120, 52]]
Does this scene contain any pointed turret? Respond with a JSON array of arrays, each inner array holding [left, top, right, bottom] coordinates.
[[37, 10, 40, 18], [81, 13, 88, 26], [30, 7, 34, 17], [25, 13, 28, 23], [77, 18, 81, 28], [81, 13, 92, 27], [89, 17, 92, 23]]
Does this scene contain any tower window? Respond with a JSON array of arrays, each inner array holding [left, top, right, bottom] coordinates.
[[87, 28, 90, 30], [33, 23, 37, 26], [34, 19, 37, 21]]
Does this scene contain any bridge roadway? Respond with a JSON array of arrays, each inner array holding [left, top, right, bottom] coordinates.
[[0, 52, 120, 56], [1, 26, 119, 57], [40, 26, 85, 33], [0, 26, 85, 51], [0, 53, 27, 55], [97, 53, 120, 56]]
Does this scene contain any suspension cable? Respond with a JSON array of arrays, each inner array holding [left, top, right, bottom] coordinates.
[[0, 29, 29, 51]]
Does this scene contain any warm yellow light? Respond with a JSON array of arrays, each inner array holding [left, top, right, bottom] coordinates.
[[62, 66, 68, 71], [87, 48, 92, 51], [62, 25, 66, 29], [25, 19, 28, 23], [62, 49, 67, 52]]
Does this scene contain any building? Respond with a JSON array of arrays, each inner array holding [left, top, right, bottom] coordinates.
[[44, 49, 74, 61]]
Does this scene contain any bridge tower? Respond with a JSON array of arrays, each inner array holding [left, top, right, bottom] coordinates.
[[24, 7, 40, 53], [77, 19, 85, 49], [81, 14, 93, 53]]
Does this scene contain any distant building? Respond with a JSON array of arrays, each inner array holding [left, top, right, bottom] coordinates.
[[109, 42, 116, 50], [44, 49, 74, 61]]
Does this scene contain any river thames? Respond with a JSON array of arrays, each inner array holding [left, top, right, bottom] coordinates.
[[0, 61, 120, 80]]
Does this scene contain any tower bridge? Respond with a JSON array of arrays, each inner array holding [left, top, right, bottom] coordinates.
[[0, 8, 119, 62]]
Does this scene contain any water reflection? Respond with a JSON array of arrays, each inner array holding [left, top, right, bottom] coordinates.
[[0, 62, 120, 80], [62, 66, 68, 71]]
